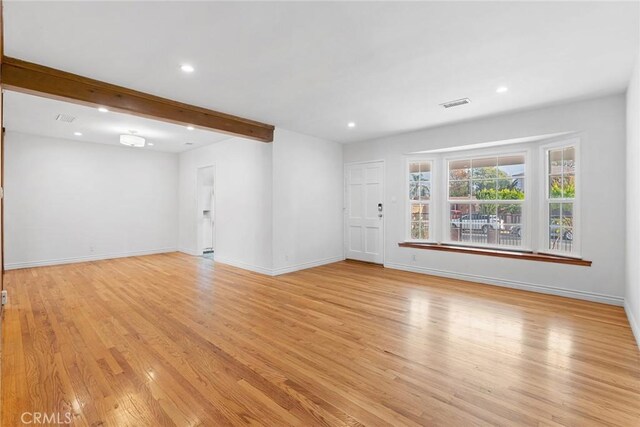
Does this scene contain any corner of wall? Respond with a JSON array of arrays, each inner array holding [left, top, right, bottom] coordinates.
[[625, 301, 640, 350]]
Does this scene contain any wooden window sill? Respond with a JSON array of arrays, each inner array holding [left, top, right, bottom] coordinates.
[[398, 242, 592, 267]]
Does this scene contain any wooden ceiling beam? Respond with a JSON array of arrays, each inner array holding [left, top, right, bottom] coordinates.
[[0, 56, 274, 142]]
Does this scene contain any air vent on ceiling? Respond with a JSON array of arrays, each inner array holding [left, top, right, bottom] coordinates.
[[440, 98, 471, 109], [55, 114, 76, 123]]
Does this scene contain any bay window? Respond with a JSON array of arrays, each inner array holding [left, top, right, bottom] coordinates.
[[405, 137, 581, 259]]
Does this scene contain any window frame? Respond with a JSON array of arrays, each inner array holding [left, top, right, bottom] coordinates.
[[405, 157, 436, 243], [539, 139, 581, 258], [441, 147, 532, 251]]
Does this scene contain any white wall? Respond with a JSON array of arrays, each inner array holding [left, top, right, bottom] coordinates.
[[178, 137, 273, 274], [178, 129, 344, 275], [272, 129, 344, 274], [6, 126, 342, 276], [344, 94, 627, 305], [626, 57, 640, 346], [5, 132, 179, 268]]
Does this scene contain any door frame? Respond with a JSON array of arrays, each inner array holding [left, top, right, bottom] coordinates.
[[343, 159, 386, 264], [195, 164, 216, 256]]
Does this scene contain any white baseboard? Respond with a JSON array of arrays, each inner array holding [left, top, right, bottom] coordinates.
[[178, 247, 199, 256], [4, 248, 178, 270], [384, 262, 624, 306], [213, 256, 273, 276], [271, 255, 345, 276], [624, 301, 640, 349]]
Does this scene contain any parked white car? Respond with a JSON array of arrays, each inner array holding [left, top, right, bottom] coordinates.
[[451, 214, 504, 234]]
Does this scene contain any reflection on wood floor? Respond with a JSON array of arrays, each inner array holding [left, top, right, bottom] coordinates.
[[2, 253, 639, 426]]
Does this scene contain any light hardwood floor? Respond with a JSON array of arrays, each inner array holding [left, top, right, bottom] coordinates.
[[2, 253, 639, 426]]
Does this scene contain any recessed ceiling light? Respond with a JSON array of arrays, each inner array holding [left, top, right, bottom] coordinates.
[[181, 64, 195, 73], [98, 107, 109, 113], [496, 86, 509, 93], [186, 126, 194, 131], [347, 122, 356, 128], [147, 142, 154, 146], [74, 132, 83, 136], [120, 134, 146, 147]]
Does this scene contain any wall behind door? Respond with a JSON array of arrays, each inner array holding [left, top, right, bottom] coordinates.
[[272, 129, 344, 274], [178, 136, 273, 273]]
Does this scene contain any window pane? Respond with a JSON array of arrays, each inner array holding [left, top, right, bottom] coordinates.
[[498, 155, 525, 176], [410, 203, 420, 222], [419, 222, 429, 240], [497, 178, 525, 199], [563, 227, 574, 243], [473, 204, 498, 244], [498, 204, 522, 247], [419, 182, 430, 200], [497, 155, 525, 199], [556, 203, 573, 252], [473, 179, 497, 200], [472, 157, 498, 179], [411, 203, 429, 221], [410, 222, 421, 239], [549, 203, 561, 226], [549, 149, 563, 175], [419, 162, 431, 181], [550, 175, 575, 199], [551, 221, 573, 252], [549, 175, 563, 198], [562, 147, 575, 174], [449, 180, 470, 199], [449, 203, 470, 242], [409, 162, 420, 182], [409, 182, 419, 201], [475, 203, 497, 216], [549, 202, 574, 252], [449, 160, 470, 180], [562, 203, 574, 228], [410, 204, 429, 240], [563, 175, 576, 198]]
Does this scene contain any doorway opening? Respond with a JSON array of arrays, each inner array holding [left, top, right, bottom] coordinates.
[[196, 165, 215, 259]]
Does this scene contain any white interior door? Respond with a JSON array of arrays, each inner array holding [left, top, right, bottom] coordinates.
[[345, 161, 384, 264]]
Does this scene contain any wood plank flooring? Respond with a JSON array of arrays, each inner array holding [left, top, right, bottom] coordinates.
[[2, 253, 639, 426]]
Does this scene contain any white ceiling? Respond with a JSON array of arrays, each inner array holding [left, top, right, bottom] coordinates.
[[3, 91, 232, 153], [4, 1, 639, 144]]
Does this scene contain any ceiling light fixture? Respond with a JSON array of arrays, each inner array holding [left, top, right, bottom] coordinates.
[[181, 64, 195, 73], [74, 132, 83, 136], [147, 142, 154, 147], [120, 134, 146, 147], [98, 107, 109, 113], [347, 122, 356, 128], [187, 126, 194, 131], [496, 86, 509, 93]]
